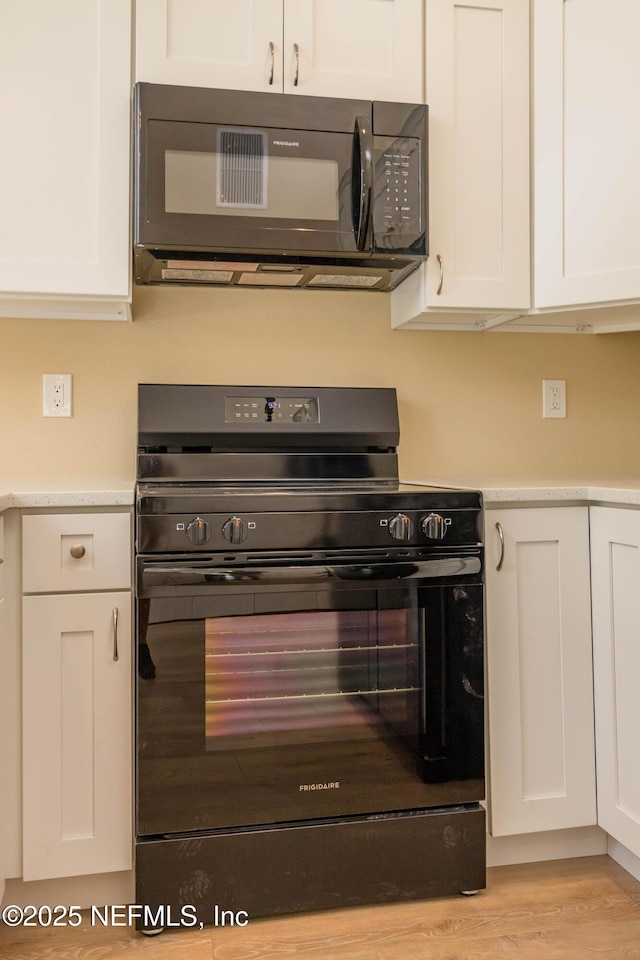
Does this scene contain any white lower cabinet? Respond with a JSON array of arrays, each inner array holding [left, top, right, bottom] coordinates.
[[0, 516, 3, 655], [21, 512, 132, 882], [590, 507, 640, 859], [22, 594, 131, 881], [0, 515, 4, 903], [485, 507, 596, 836]]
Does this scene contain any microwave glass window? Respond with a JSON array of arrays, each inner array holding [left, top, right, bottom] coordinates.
[[165, 150, 340, 222]]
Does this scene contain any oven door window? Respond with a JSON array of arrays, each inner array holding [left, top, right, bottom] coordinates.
[[204, 607, 413, 745], [136, 571, 484, 837]]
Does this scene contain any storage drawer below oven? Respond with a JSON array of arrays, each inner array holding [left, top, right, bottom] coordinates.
[[135, 805, 486, 927]]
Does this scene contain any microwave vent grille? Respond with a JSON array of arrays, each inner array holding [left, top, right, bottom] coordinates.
[[217, 128, 267, 209]]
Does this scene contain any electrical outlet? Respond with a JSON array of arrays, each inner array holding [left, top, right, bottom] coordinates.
[[542, 379, 566, 419], [43, 374, 72, 417]]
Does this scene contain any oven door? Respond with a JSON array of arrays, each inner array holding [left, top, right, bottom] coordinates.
[[136, 553, 484, 838]]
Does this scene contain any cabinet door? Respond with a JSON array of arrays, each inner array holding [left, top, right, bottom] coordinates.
[[590, 507, 640, 858], [283, 0, 422, 100], [0, 517, 3, 898], [135, 0, 284, 90], [22, 592, 132, 880], [533, 0, 640, 308], [391, 0, 529, 328], [0, 511, 21, 884], [485, 507, 596, 836], [426, 0, 529, 311], [0, 1, 131, 306]]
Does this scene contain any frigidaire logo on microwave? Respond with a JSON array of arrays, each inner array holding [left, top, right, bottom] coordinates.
[[273, 139, 300, 147], [299, 781, 340, 792]]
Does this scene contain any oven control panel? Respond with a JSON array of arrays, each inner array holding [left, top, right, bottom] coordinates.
[[140, 507, 481, 553], [185, 515, 250, 545], [387, 512, 451, 542], [225, 396, 320, 423]]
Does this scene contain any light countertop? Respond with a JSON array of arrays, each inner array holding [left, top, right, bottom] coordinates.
[[0, 480, 135, 510], [2, 478, 640, 511], [405, 478, 640, 507]]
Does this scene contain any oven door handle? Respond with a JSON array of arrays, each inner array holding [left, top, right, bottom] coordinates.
[[141, 556, 481, 587]]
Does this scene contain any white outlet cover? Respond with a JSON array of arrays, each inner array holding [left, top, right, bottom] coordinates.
[[542, 379, 566, 419], [43, 373, 72, 417]]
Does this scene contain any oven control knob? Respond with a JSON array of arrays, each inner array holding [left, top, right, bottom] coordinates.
[[422, 513, 447, 540], [222, 516, 248, 544], [388, 513, 414, 541], [186, 517, 211, 546]]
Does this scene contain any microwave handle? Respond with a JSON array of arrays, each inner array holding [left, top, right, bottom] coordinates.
[[352, 115, 373, 251]]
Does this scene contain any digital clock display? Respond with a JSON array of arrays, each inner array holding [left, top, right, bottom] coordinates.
[[224, 396, 320, 423]]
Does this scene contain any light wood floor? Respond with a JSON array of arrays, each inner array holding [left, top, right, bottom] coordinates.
[[1, 856, 640, 959]]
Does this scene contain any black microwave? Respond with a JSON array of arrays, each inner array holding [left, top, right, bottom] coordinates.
[[133, 83, 428, 292]]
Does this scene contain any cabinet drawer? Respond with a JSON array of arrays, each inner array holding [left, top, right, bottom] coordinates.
[[22, 513, 131, 593]]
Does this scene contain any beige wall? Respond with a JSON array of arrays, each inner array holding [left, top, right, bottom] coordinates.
[[2, 285, 640, 482]]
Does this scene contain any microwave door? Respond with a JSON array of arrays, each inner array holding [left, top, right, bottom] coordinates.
[[139, 119, 358, 254]]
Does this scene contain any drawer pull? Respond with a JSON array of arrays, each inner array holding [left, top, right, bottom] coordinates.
[[70, 544, 86, 559], [112, 607, 119, 662]]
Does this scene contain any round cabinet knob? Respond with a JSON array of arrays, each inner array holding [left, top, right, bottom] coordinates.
[[69, 544, 86, 559], [388, 513, 414, 541], [422, 513, 447, 540], [222, 516, 248, 544], [186, 517, 211, 546]]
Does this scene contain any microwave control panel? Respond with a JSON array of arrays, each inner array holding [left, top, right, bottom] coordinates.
[[373, 136, 423, 250]]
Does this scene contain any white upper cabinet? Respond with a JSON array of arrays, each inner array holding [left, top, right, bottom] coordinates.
[[135, 0, 284, 91], [533, 0, 640, 311], [281, 0, 422, 100], [135, 0, 423, 101], [391, 0, 530, 330], [394, 0, 640, 333], [0, 0, 132, 321]]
